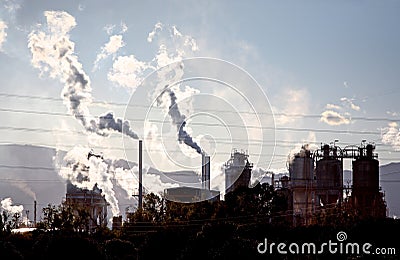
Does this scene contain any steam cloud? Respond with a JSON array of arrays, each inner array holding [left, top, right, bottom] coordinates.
[[1, 197, 23, 215], [57, 146, 178, 215], [163, 88, 202, 154], [0, 20, 7, 51], [28, 11, 138, 139]]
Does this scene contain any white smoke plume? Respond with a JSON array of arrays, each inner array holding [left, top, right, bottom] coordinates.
[[1, 197, 23, 215], [288, 132, 318, 162], [93, 34, 125, 70], [114, 167, 178, 197], [381, 122, 400, 151], [11, 182, 37, 201], [28, 11, 138, 139], [58, 146, 120, 215], [57, 146, 179, 215], [0, 20, 8, 51], [107, 55, 149, 91]]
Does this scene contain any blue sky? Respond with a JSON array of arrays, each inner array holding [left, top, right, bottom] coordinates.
[[1, 1, 400, 195]]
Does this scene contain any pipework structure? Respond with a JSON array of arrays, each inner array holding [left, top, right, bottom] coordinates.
[[283, 141, 387, 226], [224, 149, 253, 196]]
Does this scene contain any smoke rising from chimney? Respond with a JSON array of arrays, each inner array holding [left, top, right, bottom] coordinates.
[[163, 87, 202, 154], [28, 11, 138, 140]]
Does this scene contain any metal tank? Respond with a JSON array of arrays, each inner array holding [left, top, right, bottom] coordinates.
[[352, 144, 379, 193], [351, 143, 386, 218], [315, 144, 343, 206], [288, 146, 314, 226]]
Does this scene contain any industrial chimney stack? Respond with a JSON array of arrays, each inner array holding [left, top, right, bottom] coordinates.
[[138, 140, 143, 210], [202, 152, 210, 190]]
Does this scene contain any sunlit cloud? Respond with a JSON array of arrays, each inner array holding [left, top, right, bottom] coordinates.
[[320, 110, 350, 126], [0, 20, 7, 51], [381, 122, 400, 151], [93, 34, 125, 70], [340, 97, 360, 111]]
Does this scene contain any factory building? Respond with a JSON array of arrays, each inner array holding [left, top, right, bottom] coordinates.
[[224, 149, 253, 196], [164, 152, 220, 203], [280, 141, 387, 226], [65, 181, 109, 233]]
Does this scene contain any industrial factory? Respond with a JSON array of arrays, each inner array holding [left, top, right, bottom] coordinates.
[[60, 140, 387, 229], [277, 141, 387, 226], [65, 181, 109, 233]]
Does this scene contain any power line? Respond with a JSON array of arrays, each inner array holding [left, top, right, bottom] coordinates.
[[1, 92, 400, 122]]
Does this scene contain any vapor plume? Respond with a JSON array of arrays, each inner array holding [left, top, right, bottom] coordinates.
[[58, 146, 120, 215], [163, 88, 202, 154], [28, 11, 138, 139], [1, 197, 23, 215]]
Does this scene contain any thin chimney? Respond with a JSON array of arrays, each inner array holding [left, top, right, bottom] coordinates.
[[138, 140, 143, 210], [34, 200, 37, 227]]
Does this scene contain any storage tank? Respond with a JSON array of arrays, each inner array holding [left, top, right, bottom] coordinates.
[[315, 144, 343, 205], [352, 144, 379, 193], [288, 146, 314, 226], [351, 143, 386, 218], [289, 152, 313, 188]]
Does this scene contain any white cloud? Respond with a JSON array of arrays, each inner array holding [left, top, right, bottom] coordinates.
[[0, 20, 8, 51], [326, 103, 342, 110], [107, 55, 149, 90], [120, 22, 128, 33], [381, 122, 400, 151], [103, 24, 115, 35], [3, 0, 21, 15], [273, 88, 310, 125], [147, 22, 163, 42], [386, 111, 398, 117], [340, 97, 360, 111], [78, 3, 85, 11], [320, 110, 351, 126], [93, 34, 125, 70]]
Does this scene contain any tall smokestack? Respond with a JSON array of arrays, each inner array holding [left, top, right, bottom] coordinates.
[[202, 153, 210, 190], [138, 140, 143, 210], [34, 200, 37, 227]]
